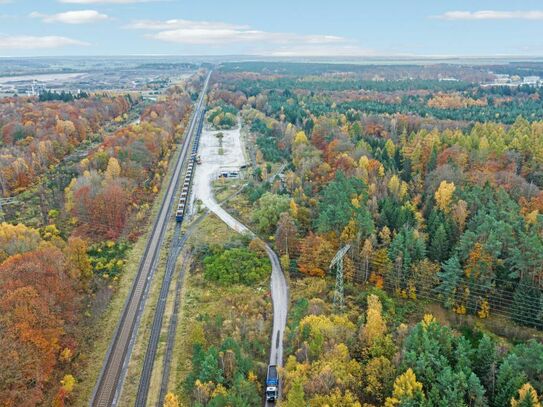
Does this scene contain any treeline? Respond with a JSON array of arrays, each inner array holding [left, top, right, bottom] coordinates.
[[258, 87, 543, 126], [218, 61, 492, 82], [38, 90, 89, 102], [229, 77, 473, 95]]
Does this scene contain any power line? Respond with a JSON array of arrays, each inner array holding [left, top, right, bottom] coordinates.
[[344, 262, 543, 315], [285, 254, 542, 327], [371, 279, 543, 328]]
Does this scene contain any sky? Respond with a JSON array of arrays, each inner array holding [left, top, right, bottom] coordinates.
[[1, 0, 543, 57]]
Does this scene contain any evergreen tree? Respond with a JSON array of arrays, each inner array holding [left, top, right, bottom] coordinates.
[[198, 347, 224, 384], [316, 171, 373, 236], [429, 224, 449, 262], [427, 146, 438, 174], [467, 372, 487, 407], [436, 255, 462, 308], [389, 226, 426, 289], [512, 278, 542, 328], [473, 335, 498, 400], [494, 354, 527, 407]]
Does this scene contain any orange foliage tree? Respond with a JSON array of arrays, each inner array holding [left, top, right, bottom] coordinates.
[[297, 233, 336, 277]]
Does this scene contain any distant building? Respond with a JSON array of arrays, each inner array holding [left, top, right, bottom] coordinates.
[[439, 77, 459, 82], [494, 74, 511, 84], [482, 73, 542, 88], [523, 76, 541, 86]]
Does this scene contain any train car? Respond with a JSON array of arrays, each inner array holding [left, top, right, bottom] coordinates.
[[176, 205, 184, 222], [175, 108, 205, 223]]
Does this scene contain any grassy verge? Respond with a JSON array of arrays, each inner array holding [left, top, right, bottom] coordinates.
[[73, 137, 184, 406]]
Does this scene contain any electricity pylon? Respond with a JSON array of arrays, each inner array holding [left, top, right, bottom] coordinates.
[[330, 244, 351, 311]]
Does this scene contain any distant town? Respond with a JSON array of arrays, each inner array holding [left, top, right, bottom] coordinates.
[[483, 73, 542, 87]]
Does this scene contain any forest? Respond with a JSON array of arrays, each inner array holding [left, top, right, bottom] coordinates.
[[0, 73, 200, 406], [192, 63, 543, 406], [2, 61, 543, 406]]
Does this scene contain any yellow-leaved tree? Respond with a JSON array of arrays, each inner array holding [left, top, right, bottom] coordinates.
[[294, 130, 308, 144], [0, 222, 42, 262], [360, 294, 387, 347], [511, 383, 541, 407], [434, 180, 456, 213], [385, 368, 426, 407], [104, 157, 121, 181], [163, 392, 180, 407]]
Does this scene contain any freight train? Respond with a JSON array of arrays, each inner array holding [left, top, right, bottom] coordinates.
[[175, 108, 204, 223]]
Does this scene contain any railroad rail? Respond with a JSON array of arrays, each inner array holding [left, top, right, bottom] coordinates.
[[90, 71, 211, 407], [135, 76, 208, 406]]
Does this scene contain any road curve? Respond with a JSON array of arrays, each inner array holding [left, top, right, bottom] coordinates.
[[203, 198, 288, 405], [192, 121, 288, 404], [90, 72, 210, 407]]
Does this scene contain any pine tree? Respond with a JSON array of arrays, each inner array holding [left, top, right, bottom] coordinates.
[[198, 347, 224, 384], [467, 372, 487, 407], [427, 146, 438, 173], [429, 224, 449, 262], [494, 354, 527, 407], [474, 335, 498, 400], [512, 278, 542, 328], [437, 256, 462, 309]]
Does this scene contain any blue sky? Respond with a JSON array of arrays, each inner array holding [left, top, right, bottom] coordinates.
[[1, 0, 543, 57]]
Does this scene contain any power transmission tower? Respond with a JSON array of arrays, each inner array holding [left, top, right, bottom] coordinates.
[[330, 244, 351, 311]]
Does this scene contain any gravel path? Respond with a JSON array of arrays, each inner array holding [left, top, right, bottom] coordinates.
[[192, 119, 289, 397]]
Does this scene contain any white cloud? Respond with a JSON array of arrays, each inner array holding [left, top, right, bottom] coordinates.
[[126, 19, 251, 31], [128, 18, 349, 50], [435, 10, 543, 20], [0, 35, 89, 49], [60, 0, 155, 3], [30, 10, 109, 24]]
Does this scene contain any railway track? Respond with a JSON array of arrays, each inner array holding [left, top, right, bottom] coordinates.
[[135, 110, 207, 406], [90, 72, 211, 407]]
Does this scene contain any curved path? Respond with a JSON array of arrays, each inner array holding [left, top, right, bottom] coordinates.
[[192, 120, 288, 401]]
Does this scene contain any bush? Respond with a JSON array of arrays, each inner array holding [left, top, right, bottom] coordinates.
[[203, 247, 271, 285], [208, 104, 238, 129]]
